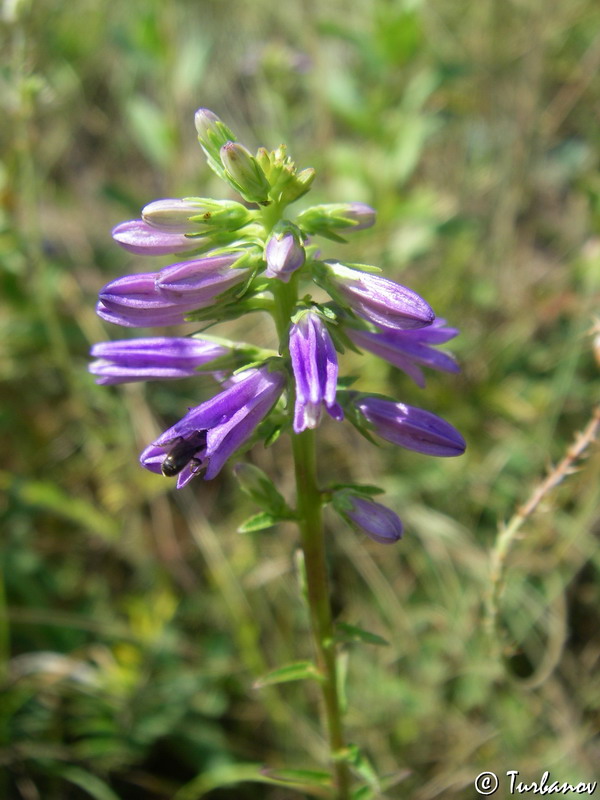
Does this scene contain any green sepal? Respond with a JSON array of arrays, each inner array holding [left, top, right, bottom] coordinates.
[[233, 463, 294, 519], [254, 661, 323, 689], [237, 512, 280, 534], [336, 390, 380, 446], [334, 622, 389, 647]]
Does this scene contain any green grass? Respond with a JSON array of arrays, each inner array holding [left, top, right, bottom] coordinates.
[[1, 0, 599, 797]]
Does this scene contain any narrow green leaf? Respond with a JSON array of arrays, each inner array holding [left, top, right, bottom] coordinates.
[[335, 622, 389, 647], [237, 512, 279, 534], [56, 767, 121, 800], [254, 660, 322, 688], [352, 787, 375, 800], [174, 762, 333, 799], [233, 463, 292, 517], [262, 767, 333, 787], [328, 483, 385, 497], [336, 744, 381, 790]]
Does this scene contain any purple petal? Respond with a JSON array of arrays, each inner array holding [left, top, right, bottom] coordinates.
[[356, 396, 466, 457], [338, 494, 403, 544], [112, 220, 202, 256], [156, 254, 247, 298]]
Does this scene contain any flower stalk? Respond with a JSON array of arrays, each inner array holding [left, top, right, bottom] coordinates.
[[292, 428, 351, 800]]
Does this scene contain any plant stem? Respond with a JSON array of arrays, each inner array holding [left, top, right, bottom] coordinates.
[[292, 429, 351, 799], [265, 208, 350, 798]]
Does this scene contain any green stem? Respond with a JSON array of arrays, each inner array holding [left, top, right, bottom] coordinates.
[[292, 429, 351, 799], [264, 204, 350, 797]]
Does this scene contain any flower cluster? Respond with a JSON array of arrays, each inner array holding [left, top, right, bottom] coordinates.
[[90, 108, 465, 543]]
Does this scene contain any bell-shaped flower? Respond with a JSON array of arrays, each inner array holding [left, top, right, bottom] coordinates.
[[354, 396, 466, 457], [97, 272, 204, 327], [332, 490, 403, 544], [289, 311, 343, 433], [89, 337, 228, 385], [347, 318, 460, 387], [155, 252, 249, 300], [316, 261, 434, 331], [265, 223, 305, 282], [140, 365, 285, 487]]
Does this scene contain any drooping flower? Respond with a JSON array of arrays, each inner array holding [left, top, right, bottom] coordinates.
[[316, 261, 435, 331], [140, 365, 285, 487], [332, 491, 403, 544], [289, 311, 343, 433], [264, 223, 305, 282], [347, 319, 460, 387], [155, 252, 249, 299], [89, 337, 228, 385], [354, 395, 465, 457]]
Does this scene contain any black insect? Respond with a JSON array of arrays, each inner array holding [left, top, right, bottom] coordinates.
[[161, 431, 207, 477]]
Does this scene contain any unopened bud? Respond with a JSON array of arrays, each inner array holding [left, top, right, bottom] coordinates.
[[265, 223, 305, 282], [220, 142, 272, 205], [297, 202, 375, 239]]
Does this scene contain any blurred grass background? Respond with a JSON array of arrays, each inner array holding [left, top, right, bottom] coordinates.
[[1, 0, 600, 797]]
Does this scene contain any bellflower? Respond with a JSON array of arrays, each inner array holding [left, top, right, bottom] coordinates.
[[347, 319, 460, 388], [355, 396, 466, 457], [316, 261, 435, 331], [140, 365, 285, 487], [332, 491, 403, 544], [97, 254, 249, 328], [89, 337, 228, 385], [289, 311, 343, 433], [142, 198, 252, 233], [111, 220, 202, 256], [265, 224, 305, 282]]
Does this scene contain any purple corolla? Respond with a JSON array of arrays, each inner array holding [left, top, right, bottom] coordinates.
[[355, 396, 465, 457], [347, 319, 459, 388], [317, 261, 435, 331], [265, 228, 305, 282], [289, 311, 343, 433], [96, 254, 248, 327], [111, 220, 202, 256], [332, 491, 403, 544], [89, 337, 228, 385], [140, 365, 285, 487]]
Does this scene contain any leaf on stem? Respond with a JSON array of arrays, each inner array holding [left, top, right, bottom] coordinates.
[[254, 660, 323, 688], [335, 622, 390, 647]]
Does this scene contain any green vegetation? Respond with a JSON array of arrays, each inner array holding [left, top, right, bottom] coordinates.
[[2, 0, 599, 797]]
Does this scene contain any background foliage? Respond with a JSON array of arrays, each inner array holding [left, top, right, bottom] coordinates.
[[2, 0, 599, 797]]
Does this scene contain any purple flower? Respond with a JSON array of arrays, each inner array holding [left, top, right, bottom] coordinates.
[[332, 491, 403, 544], [347, 319, 460, 387], [112, 220, 201, 256], [155, 252, 248, 299], [265, 227, 305, 282], [97, 272, 201, 327], [96, 254, 248, 328], [317, 261, 435, 331], [89, 337, 228, 385], [355, 396, 465, 457], [289, 311, 343, 433], [140, 365, 285, 487], [142, 198, 252, 233]]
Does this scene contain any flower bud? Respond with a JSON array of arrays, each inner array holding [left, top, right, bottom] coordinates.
[[316, 261, 435, 331], [112, 220, 201, 256], [297, 203, 375, 238], [89, 337, 228, 384], [332, 491, 403, 544], [155, 253, 249, 299], [354, 396, 466, 457], [265, 223, 305, 282], [220, 141, 271, 205]]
